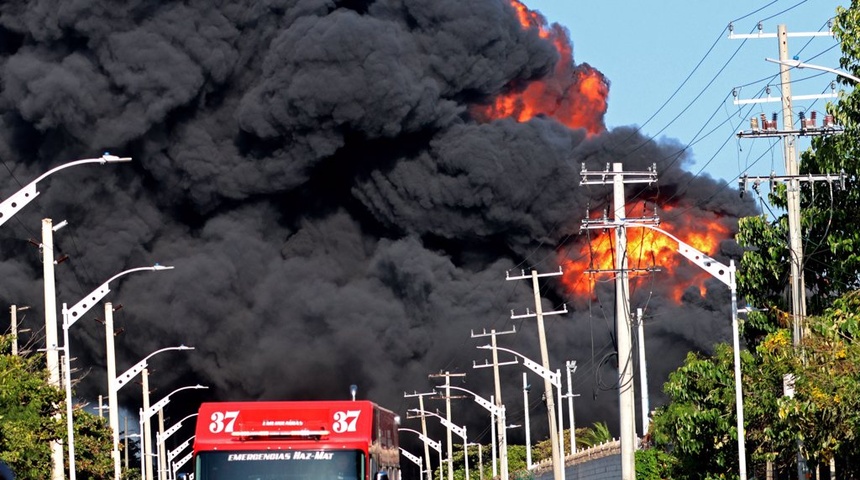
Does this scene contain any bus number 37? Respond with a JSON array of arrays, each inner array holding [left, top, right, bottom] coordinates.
[[333, 410, 361, 433], [209, 411, 239, 433]]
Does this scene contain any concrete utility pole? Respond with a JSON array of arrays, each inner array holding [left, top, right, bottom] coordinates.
[[732, 23, 844, 480], [564, 361, 579, 456], [41, 218, 65, 480], [636, 308, 649, 437], [471, 327, 516, 480], [405, 391, 437, 480], [428, 372, 466, 480], [506, 269, 567, 480], [142, 368, 153, 480], [10, 304, 30, 356], [580, 163, 657, 480]]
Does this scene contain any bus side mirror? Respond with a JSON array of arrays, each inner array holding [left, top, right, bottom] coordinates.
[[375, 471, 390, 480]]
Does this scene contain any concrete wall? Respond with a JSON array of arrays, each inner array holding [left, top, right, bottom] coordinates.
[[531, 441, 622, 480]]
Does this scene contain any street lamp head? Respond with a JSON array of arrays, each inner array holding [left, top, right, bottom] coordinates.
[[194, 385, 208, 390], [178, 345, 194, 351], [151, 264, 175, 271], [476, 344, 491, 350], [101, 153, 132, 163]]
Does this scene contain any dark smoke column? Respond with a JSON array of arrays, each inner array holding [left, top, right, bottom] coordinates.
[[0, 0, 755, 450]]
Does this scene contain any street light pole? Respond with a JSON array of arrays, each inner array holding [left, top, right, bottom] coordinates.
[[1, 154, 130, 480], [476, 345, 563, 475], [408, 409, 469, 480], [523, 374, 532, 469], [114, 345, 194, 480], [624, 223, 746, 479], [399, 428, 443, 480], [141, 384, 209, 480], [765, 57, 860, 84], [167, 435, 195, 480], [0, 153, 132, 227], [156, 413, 198, 480], [439, 385, 505, 480], [61, 265, 174, 480]]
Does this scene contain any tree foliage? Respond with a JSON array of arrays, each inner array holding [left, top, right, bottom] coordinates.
[[0, 334, 115, 480]]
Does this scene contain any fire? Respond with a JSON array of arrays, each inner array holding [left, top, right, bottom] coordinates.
[[561, 206, 731, 303], [471, 1, 609, 136]]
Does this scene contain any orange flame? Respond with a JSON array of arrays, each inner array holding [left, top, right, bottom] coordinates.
[[472, 1, 608, 136], [561, 205, 731, 303]]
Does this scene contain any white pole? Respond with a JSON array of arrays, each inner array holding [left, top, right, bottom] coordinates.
[[158, 409, 166, 480], [530, 270, 562, 480], [464, 428, 469, 480], [143, 368, 154, 480], [489, 395, 497, 478], [106, 302, 122, 480], [62, 304, 78, 480], [730, 269, 747, 480], [139, 411, 146, 477], [612, 163, 636, 480], [565, 362, 577, 456], [523, 374, 532, 469], [43, 219, 65, 480], [636, 308, 649, 437], [556, 369, 565, 480], [489, 333, 508, 480]]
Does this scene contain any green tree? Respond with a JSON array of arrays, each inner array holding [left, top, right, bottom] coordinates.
[[0, 334, 115, 479]]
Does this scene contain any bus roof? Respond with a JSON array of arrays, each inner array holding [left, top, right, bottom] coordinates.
[[194, 400, 388, 452]]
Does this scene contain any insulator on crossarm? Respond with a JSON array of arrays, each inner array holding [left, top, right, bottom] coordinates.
[[770, 113, 778, 130], [739, 174, 747, 198], [798, 111, 806, 130], [808, 111, 817, 128], [824, 114, 835, 129], [750, 116, 759, 132]]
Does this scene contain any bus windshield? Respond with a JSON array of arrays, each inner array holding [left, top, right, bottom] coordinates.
[[195, 449, 364, 480]]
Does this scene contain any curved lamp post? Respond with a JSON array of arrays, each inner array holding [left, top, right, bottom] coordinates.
[[400, 428, 442, 480], [168, 435, 195, 480], [408, 409, 469, 480], [2, 153, 131, 480], [476, 344, 566, 473], [624, 222, 745, 479], [0, 153, 131, 226], [765, 57, 860, 84], [61, 264, 174, 480], [157, 413, 198, 480], [114, 345, 194, 480], [400, 447, 424, 480], [140, 384, 208, 480], [437, 385, 505, 480]]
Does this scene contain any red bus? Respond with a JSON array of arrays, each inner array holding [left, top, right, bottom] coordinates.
[[192, 400, 400, 480]]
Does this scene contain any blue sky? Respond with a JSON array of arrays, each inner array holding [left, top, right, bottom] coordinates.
[[523, 1, 848, 185]]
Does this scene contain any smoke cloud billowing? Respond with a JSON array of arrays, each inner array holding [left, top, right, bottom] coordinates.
[[0, 0, 756, 451]]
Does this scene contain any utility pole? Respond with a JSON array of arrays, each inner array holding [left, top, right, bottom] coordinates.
[[564, 361, 579, 456], [732, 23, 844, 480], [471, 327, 516, 480], [404, 391, 437, 480], [580, 162, 658, 480], [428, 371, 466, 480], [506, 268, 567, 480], [635, 308, 649, 437], [41, 218, 65, 480], [10, 305, 30, 356]]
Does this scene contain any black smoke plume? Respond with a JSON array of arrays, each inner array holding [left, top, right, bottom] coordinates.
[[0, 0, 756, 455]]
